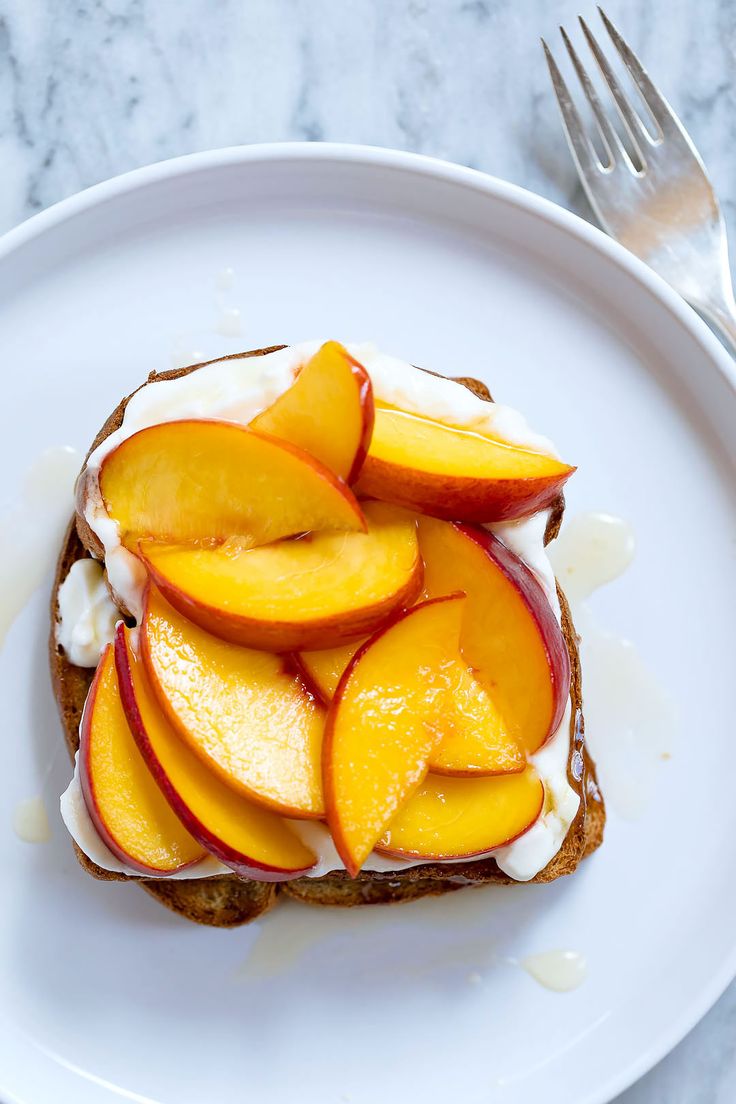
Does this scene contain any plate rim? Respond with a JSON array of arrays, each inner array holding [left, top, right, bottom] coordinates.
[[2, 140, 734, 1104]]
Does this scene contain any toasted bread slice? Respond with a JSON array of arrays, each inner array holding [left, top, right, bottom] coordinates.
[[50, 348, 604, 926]]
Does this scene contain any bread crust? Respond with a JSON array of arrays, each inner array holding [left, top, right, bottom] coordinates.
[[50, 348, 604, 926]]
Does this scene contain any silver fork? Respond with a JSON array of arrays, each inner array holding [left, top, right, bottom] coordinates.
[[543, 7, 736, 354]]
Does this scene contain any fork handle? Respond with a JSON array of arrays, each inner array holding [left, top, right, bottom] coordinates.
[[696, 297, 736, 358]]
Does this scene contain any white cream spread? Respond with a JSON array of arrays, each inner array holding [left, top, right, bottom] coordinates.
[[61, 340, 579, 883], [56, 559, 119, 667]]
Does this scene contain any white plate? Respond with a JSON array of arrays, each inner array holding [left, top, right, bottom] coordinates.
[[1, 144, 734, 1104]]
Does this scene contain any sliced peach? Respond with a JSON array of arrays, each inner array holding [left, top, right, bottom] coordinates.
[[138, 501, 422, 652], [419, 516, 570, 753], [298, 633, 523, 778], [357, 406, 574, 521], [295, 641, 361, 704], [99, 419, 366, 549], [325, 594, 524, 876], [250, 341, 374, 482], [427, 665, 524, 777], [141, 586, 325, 818], [114, 625, 317, 881], [79, 644, 205, 875], [376, 770, 544, 860], [325, 595, 464, 876]]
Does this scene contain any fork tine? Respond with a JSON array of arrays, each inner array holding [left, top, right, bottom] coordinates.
[[578, 16, 649, 156], [560, 26, 624, 171], [597, 7, 676, 136], [541, 38, 602, 179]]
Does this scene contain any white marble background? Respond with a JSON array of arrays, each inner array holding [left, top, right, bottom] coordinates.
[[3, 1, 734, 1100]]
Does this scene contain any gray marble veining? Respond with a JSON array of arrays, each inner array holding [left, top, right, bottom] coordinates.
[[1, 0, 736, 243], [2, 1, 734, 1100]]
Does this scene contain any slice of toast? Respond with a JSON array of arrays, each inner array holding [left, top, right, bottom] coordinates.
[[49, 348, 605, 926]]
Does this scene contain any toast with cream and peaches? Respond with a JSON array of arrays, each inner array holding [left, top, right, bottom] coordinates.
[[50, 341, 605, 927]]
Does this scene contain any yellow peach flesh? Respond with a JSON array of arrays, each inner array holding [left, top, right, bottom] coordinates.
[[357, 406, 574, 521], [377, 770, 545, 860], [99, 419, 365, 549], [138, 501, 422, 652], [80, 645, 204, 874], [116, 627, 317, 879], [250, 340, 374, 482], [141, 587, 326, 818]]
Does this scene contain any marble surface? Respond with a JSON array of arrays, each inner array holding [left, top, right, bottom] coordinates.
[[2, 1, 734, 1101]]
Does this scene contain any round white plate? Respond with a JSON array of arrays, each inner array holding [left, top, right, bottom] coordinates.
[[1, 144, 734, 1104]]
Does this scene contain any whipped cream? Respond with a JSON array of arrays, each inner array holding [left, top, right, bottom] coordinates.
[[62, 341, 579, 883], [56, 559, 119, 667]]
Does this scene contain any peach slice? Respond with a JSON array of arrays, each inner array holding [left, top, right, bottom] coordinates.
[[376, 770, 544, 860], [325, 594, 524, 876], [427, 667, 524, 777], [79, 644, 205, 875], [141, 586, 325, 818], [138, 501, 422, 652], [250, 341, 374, 482], [324, 595, 464, 876], [99, 419, 366, 549], [419, 516, 570, 753], [298, 634, 523, 778], [295, 641, 361, 704], [357, 406, 574, 521], [115, 626, 317, 881]]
